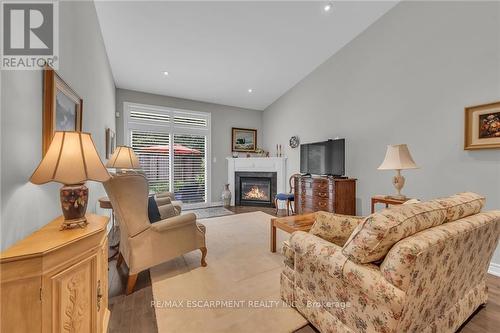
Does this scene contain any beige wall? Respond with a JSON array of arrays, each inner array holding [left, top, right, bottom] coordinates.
[[115, 88, 263, 202], [1, 1, 116, 250], [262, 2, 500, 263]]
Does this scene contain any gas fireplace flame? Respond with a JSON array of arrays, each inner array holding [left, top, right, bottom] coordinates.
[[243, 186, 269, 200]]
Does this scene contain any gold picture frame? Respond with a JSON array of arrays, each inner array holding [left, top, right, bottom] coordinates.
[[464, 101, 500, 150], [43, 66, 83, 155], [232, 127, 257, 152]]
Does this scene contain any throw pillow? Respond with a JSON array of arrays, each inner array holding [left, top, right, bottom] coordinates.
[[148, 195, 162, 223], [342, 201, 447, 263], [433, 192, 485, 222]]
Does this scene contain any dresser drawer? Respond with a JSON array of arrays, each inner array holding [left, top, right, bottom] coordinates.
[[298, 188, 332, 198], [314, 199, 334, 211]]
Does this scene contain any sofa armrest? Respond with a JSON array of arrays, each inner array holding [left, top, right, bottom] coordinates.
[[290, 231, 405, 314], [158, 203, 179, 220], [156, 191, 175, 199], [155, 196, 172, 206], [309, 211, 364, 246], [150, 213, 197, 232]]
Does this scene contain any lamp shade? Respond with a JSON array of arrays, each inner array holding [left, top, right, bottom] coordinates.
[[30, 132, 111, 185], [106, 146, 140, 170], [378, 144, 418, 170]]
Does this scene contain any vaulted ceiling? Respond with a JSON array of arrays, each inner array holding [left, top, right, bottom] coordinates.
[[95, 1, 398, 110]]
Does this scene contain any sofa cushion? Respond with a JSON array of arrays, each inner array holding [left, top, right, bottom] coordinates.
[[433, 192, 484, 222], [309, 211, 364, 246], [342, 201, 447, 263]]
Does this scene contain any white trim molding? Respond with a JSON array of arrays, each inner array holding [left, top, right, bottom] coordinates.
[[488, 262, 500, 277]]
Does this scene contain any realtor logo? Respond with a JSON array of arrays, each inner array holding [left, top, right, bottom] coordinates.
[[1, 1, 59, 69]]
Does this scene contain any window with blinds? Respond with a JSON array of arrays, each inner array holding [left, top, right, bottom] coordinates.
[[130, 130, 170, 193], [173, 134, 206, 203], [126, 103, 210, 205]]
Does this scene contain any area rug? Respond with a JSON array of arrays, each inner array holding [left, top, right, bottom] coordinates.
[[184, 206, 234, 219], [150, 211, 308, 333]]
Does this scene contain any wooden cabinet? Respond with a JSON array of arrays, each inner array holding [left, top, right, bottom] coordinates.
[[294, 176, 356, 215], [1, 214, 109, 333]]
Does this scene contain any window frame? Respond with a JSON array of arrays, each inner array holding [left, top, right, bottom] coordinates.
[[123, 102, 212, 207]]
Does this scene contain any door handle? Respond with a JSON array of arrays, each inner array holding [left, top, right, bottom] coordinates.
[[97, 280, 103, 311]]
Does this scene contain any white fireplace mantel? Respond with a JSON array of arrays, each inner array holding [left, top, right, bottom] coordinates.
[[226, 157, 287, 206]]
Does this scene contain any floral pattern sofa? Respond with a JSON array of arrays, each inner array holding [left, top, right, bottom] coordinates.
[[280, 192, 500, 333]]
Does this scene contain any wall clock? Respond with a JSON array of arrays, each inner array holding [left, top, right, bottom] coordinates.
[[289, 136, 300, 148]]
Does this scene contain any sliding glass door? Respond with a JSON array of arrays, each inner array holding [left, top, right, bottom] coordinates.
[[173, 134, 207, 203], [125, 103, 210, 205]]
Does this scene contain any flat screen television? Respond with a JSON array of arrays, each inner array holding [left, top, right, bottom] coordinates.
[[300, 139, 345, 176]]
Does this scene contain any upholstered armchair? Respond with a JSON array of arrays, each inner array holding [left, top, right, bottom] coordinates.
[[104, 173, 207, 294], [281, 193, 500, 333], [156, 191, 183, 213]]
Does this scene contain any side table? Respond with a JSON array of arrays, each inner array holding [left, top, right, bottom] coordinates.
[[99, 196, 119, 261], [270, 213, 316, 252], [371, 195, 408, 213]]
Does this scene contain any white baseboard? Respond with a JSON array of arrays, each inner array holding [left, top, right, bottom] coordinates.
[[488, 263, 500, 277]]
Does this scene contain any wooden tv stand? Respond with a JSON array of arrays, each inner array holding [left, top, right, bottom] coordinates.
[[293, 175, 356, 215]]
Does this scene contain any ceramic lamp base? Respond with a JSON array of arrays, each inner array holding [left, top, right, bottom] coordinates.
[[60, 183, 89, 230], [390, 170, 407, 201]]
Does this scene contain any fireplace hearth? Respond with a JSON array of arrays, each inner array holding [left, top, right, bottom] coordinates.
[[235, 172, 277, 207]]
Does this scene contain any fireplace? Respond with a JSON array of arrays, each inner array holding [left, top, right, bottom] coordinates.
[[235, 172, 277, 207]]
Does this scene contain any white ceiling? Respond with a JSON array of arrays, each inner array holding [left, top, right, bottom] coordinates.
[[95, 1, 398, 110]]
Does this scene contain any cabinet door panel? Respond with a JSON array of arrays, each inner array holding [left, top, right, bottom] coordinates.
[[96, 239, 108, 332], [49, 256, 97, 333], [1, 276, 41, 333]]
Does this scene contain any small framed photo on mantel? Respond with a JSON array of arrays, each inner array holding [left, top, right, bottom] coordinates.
[[464, 101, 500, 150], [232, 127, 257, 152]]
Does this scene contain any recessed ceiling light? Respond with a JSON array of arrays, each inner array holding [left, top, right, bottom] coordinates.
[[248, 89, 253, 93], [163, 71, 169, 76], [324, 3, 332, 12]]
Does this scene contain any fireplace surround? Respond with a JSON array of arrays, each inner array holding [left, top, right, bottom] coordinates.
[[235, 172, 277, 207], [226, 157, 287, 206]]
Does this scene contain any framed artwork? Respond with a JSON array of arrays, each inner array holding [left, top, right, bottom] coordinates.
[[232, 127, 257, 152], [464, 101, 500, 150], [43, 66, 83, 155], [106, 128, 116, 159]]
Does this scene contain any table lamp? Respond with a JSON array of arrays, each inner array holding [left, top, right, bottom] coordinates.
[[30, 131, 111, 230], [105, 146, 141, 173], [378, 144, 418, 200]]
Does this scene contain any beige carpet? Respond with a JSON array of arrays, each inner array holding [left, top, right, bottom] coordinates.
[[150, 211, 308, 333]]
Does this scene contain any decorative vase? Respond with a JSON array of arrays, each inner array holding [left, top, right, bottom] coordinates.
[[222, 184, 231, 207]]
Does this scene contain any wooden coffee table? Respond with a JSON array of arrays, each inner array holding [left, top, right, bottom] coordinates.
[[270, 212, 316, 252]]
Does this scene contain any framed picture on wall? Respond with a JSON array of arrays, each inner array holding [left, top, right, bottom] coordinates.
[[464, 101, 500, 150], [106, 128, 116, 159], [43, 66, 83, 155], [232, 127, 257, 152]]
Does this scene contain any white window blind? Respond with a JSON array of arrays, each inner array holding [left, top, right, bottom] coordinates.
[[130, 110, 170, 124], [173, 114, 207, 128], [130, 130, 170, 193], [126, 103, 210, 205], [173, 134, 207, 203]]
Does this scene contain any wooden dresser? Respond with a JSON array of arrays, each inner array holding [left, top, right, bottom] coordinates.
[[0, 214, 109, 333], [294, 176, 356, 215]]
